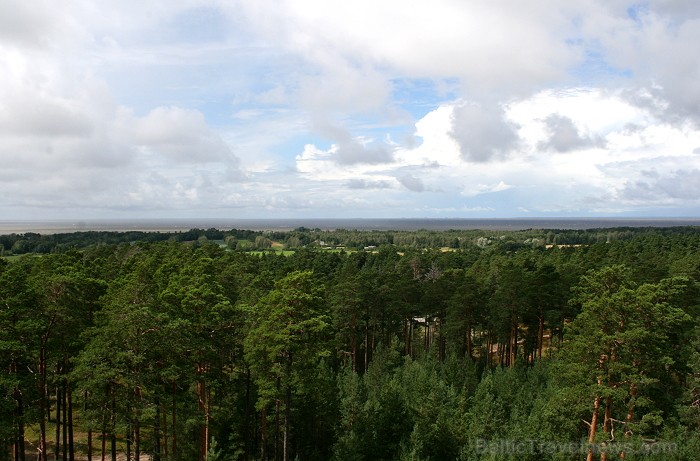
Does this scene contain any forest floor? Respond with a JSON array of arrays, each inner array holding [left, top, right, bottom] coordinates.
[[32, 455, 153, 461]]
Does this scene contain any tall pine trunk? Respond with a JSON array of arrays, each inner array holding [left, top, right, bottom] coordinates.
[[466, 318, 473, 360], [110, 388, 117, 461], [13, 383, 25, 461], [62, 379, 68, 461], [283, 353, 292, 461], [38, 347, 48, 461], [600, 397, 613, 461], [509, 322, 518, 368], [537, 316, 544, 360], [134, 419, 140, 461], [55, 386, 62, 461], [171, 382, 177, 461], [586, 393, 601, 461], [67, 386, 74, 461], [162, 404, 169, 461], [153, 396, 161, 461], [197, 363, 208, 461], [85, 391, 92, 461], [261, 406, 268, 461], [126, 425, 131, 461], [101, 424, 106, 461], [364, 319, 369, 372], [619, 383, 638, 459]]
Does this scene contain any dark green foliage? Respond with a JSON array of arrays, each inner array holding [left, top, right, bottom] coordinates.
[[1, 226, 700, 460]]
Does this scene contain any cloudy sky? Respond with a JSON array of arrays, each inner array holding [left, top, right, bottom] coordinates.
[[2, 0, 700, 220]]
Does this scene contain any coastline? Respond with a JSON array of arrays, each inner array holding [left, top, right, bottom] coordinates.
[[2, 217, 700, 234]]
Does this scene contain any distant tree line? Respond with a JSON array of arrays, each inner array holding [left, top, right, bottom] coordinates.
[[5, 225, 700, 256]]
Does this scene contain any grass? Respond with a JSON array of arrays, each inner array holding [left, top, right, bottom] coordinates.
[[249, 249, 295, 256], [1, 254, 27, 261]]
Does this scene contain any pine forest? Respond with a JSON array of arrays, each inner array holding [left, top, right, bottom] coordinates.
[[2, 225, 700, 461]]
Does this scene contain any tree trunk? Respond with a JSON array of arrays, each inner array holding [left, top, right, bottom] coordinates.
[[485, 334, 491, 368], [537, 316, 544, 360], [625, 382, 637, 424], [13, 383, 25, 461], [261, 406, 268, 461], [111, 389, 117, 461], [171, 382, 177, 461], [403, 318, 409, 356], [163, 405, 168, 461], [197, 364, 208, 461], [110, 433, 116, 461], [275, 397, 280, 461], [67, 386, 74, 461], [283, 353, 292, 461], [134, 419, 140, 461], [85, 391, 92, 461], [62, 380, 68, 461], [38, 347, 48, 461], [466, 318, 473, 360], [619, 383, 638, 459], [600, 397, 612, 461], [351, 326, 357, 371], [509, 322, 518, 368], [244, 369, 251, 461], [364, 319, 369, 372], [101, 426, 106, 461], [438, 312, 446, 362], [153, 396, 161, 461], [587, 393, 601, 461], [56, 387, 62, 461], [126, 425, 131, 461]]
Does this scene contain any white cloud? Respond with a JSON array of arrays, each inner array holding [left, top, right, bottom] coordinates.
[[233, 1, 578, 93], [539, 114, 605, 153], [3, 0, 700, 218], [462, 181, 513, 197], [127, 106, 236, 163], [397, 174, 426, 192], [295, 87, 700, 215], [449, 102, 520, 162], [0, 39, 244, 214]]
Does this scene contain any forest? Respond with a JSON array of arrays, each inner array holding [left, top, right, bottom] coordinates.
[[1, 225, 700, 461]]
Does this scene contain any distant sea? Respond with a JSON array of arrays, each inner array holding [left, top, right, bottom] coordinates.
[[2, 218, 700, 234]]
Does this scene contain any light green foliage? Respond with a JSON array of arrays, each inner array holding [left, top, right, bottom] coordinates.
[[245, 270, 330, 408]]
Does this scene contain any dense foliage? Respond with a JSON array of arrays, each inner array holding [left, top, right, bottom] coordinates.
[[1, 226, 700, 460]]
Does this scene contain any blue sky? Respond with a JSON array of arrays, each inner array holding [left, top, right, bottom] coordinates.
[[2, 0, 700, 219]]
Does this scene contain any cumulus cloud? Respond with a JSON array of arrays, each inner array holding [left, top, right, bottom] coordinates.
[[334, 141, 393, 165], [232, 0, 577, 95], [449, 102, 519, 162], [0, 64, 243, 214], [397, 174, 425, 192], [0, 0, 87, 48], [313, 121, 395, 165], [5, 0, 700, 218], [621, 169, 700, 203], [0, 90, 93, 138], [578, 4, 700, 123], [346, 179, 393, 190], [539, 114, 604, 152], [128, 106, 236, 163], [462, 181, 513, 197]]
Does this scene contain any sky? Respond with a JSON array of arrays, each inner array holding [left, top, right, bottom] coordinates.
[[2, 0, 700, 220]]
